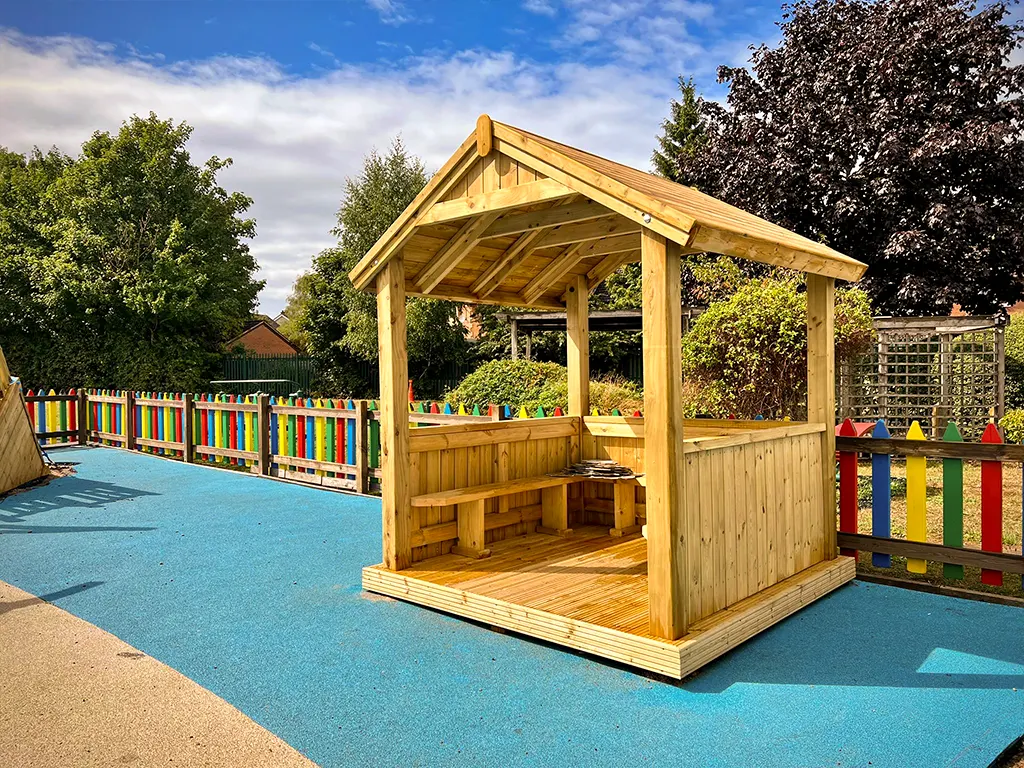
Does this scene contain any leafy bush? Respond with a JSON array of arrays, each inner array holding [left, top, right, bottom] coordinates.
[[682, 277, 875, 419], [1005, 319, 1024, 409], [443, 359, 643, 413], [1000, 409, 1024, 444]]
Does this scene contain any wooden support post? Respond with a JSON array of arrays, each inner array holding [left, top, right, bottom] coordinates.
[[538, 484, 572, 536], [377, 258, 412, 571], [256, 393, 269, 474], [182, 393, 194, 463], [566, 273, 589, 466], [452, 499, 490, 558], [641, 227, 687, 641], [511, 319, 519, 360], [124, 391, 135, 450], [355, 399, 369, 494], [807, 273, 837, 560], [77, 389, 88, 445], [609, 481, 639, 537]]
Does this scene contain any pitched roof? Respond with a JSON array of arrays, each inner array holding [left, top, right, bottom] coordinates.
[[349, 116, 866, 308]]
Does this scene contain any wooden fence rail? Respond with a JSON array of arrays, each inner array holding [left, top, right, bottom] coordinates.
[[836, 417, 1024, 588]]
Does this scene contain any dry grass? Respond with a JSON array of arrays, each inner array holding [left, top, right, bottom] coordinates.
[[852, 459, 1024, 596]]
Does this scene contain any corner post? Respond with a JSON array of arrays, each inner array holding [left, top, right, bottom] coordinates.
[[183, 393, 194, 463], [256, 393, 269, 474], [124, 390, 135, 450], [77, 389, 88, 445], [355, 399, 369, 494], [641, 228, 687, 641], [566, 274, 589, 465], [377, 258, 412, 570], [806, 273, 836, 559]]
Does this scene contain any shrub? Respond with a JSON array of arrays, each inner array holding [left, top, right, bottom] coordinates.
[[1000, 409, 1024, 444], [443, 359, 643, 413], [1005, 318, 1024, 409], [682, 277, 875, 419]]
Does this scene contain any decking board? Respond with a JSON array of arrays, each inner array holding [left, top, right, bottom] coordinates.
[[363, 527, 855, 678]]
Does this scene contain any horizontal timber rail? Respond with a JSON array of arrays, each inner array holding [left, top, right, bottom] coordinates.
[[835, 416, 1024, 590]]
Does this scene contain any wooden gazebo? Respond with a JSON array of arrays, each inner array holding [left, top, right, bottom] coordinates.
[[352, 116, 868, 678]]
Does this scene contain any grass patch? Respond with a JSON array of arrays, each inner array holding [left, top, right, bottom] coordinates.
[[850, 459, 1024, 598]]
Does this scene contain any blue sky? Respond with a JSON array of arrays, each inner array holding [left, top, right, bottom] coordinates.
[[0, 0, 788, 311]]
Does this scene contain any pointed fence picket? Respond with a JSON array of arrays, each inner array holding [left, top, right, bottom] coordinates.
[[836, 417, 1024, 588]]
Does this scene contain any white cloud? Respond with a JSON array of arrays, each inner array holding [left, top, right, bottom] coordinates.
[[0, 30, 684, 313], [365, 0, 417, 26], [523, 0, 558, 17]]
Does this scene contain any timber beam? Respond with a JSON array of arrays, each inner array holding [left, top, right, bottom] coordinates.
[[415, 179, 574, 226], [480, 199, 612, 239], [415, 211, 501, 294]]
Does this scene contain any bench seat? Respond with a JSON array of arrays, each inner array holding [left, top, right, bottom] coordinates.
[[410, 474, 579, 507], [411, 473, 640, 559]]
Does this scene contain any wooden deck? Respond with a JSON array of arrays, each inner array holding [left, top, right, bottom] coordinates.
[[363, 526, 856, 678]]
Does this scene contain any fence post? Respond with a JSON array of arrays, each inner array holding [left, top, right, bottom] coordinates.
[[355, 399, 368, 493], [77, 389, 89, 445], [124, 391, 136, 450], [183, 393, 194, 463], [257, 393, 271, 475], [995, 325, 1006, 421]]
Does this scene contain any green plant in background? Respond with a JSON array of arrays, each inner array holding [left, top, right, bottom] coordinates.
[[443, 359, 643, 414], [681, 277, 875, 419], [999, 409, 1024, 444], [1005, 318, 1024, 410]]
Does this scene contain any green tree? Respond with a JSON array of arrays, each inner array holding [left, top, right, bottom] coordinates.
[[682, 278, 875, 418], [652, 77, 709, 184], [0, 114, 261, 389], [660, 0, 1024, 315], [276, 271, 315, 351], [304, 139, 470, 395]]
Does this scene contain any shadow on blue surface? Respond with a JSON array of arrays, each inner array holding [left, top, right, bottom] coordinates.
[[1, 447, 1022, 768], [0, 476, 159, 534], [0, 580, 104, 615]]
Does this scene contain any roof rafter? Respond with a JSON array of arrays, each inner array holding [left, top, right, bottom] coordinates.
[[519, 241, 589, 305], [414, 212, 502, 295]]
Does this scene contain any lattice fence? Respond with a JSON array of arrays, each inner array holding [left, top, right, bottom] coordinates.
[[837, 316, 1005, 438]]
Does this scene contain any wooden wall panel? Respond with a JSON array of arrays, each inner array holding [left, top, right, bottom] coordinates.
[[408, 426, 575, 561], [583, 424, 826, 622]]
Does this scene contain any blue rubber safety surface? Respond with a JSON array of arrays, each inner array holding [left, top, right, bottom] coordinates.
[[2, 447, 1023, 768]]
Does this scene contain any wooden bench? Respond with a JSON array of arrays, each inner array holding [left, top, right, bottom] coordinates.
[[412, 475, 579, 559], [412, 473, 643, 558]]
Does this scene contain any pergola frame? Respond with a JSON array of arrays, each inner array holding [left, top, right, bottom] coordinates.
[[353, 115, 866, 661]]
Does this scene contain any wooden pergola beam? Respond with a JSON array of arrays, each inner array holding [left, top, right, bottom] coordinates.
[[415, 179, 574, 226], [415, 212, 501, 294], [480, 199, 612, 239], [565, 274, 589, 465]]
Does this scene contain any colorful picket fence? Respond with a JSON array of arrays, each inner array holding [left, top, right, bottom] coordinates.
[[23, 389, 384, 494], [836, 417, 1024, 587], [24, 388, 82, 446]]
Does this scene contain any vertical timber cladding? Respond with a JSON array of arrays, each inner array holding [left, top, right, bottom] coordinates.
[[406, 420, 578, 562], [584, 421, 826, 623], [0, 345, 47, 495]]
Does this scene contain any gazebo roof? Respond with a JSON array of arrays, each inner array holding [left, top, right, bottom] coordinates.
[[349, 116, 867, 309]]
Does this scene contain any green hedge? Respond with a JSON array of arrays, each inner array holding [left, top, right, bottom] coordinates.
[[443, 359, 643, 413]]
